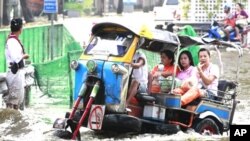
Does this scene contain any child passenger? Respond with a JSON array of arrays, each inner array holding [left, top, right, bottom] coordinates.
[[126, 50, 148, 105]]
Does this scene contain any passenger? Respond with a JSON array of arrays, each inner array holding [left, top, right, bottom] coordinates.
[[173, 51, 198, 95], [222, 5, 235, 41], [175, 48, 219, 106], [150, 49, 177, 93], [126, 50, 148, 105], [234, 3, 248, 40]]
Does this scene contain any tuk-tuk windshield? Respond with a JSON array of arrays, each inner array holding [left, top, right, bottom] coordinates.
[[85, 34, 134, 56]]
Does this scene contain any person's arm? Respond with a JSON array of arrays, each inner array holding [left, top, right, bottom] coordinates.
[[241, 10, 248, 19], [198, 64, 219, 85], [151, 66, 158, 76], [161, 66, 179, 78], [187, 67, 198, 87], [131, 57, 145, 69], [161, 71, 173, 78], [198, 71, 216, 85]]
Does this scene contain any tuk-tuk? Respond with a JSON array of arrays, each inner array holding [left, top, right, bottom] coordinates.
[[53, 22, 241, 140]]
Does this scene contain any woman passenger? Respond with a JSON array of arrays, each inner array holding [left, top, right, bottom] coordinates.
[[150, 49, 178, 93], [173, 51, 198, 95], [174, 48, 219, 106]]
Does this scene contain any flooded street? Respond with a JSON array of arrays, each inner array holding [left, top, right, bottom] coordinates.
[[220, 48, 250, 125], [0, 49, 249, 141], [1, 12, 250, 141]]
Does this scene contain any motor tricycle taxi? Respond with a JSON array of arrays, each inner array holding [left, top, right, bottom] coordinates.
[[53, 22, 241, 140]]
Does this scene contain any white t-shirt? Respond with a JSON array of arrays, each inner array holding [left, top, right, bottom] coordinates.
[[5, 38, 24, 65], [198, 63, 219, 94], [132, 51, 148, 85]]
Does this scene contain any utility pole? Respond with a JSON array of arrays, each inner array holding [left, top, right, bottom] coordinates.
[[0, 0, 3, 27]]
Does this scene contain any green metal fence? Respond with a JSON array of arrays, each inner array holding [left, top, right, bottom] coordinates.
[[0, 24, 81, 72]]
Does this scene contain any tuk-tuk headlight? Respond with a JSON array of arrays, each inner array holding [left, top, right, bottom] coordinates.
[[86, 60, 97, 73], [70, 60, 79, 70], [111, 64, 120, 73]]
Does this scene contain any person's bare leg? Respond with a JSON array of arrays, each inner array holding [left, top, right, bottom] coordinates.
[[225, 30, 230, 41], [181, 87, 202, 106], [126, 80, 139, 105]]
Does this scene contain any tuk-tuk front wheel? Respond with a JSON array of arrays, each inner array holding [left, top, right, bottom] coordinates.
[[194, 118, 221, 135], [53, 130, 72, 139]]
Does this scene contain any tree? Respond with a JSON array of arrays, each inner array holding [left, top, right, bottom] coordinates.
[[20, 0, 34, 23], [117, 0, 123, 14], [94, 0, 104, 16]]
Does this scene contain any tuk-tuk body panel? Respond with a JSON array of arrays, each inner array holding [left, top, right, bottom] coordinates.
[[73, 60, 125, 105], [73, 60, 104, 101], [196, 102, 231, 120], [74, 61, 88, 101], [102, 62, 123, 104], [154, 94, 181, 108]]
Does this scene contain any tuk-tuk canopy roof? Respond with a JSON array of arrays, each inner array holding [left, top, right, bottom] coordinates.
[[91, 22, 241, 52], [91, 22, 142, 37]]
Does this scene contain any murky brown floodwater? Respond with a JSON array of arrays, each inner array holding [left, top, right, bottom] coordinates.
[[0, 48, 249, 141]]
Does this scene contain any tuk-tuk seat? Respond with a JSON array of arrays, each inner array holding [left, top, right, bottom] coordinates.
[[136, 93, 156, 103], [216, 80, 237, 101]]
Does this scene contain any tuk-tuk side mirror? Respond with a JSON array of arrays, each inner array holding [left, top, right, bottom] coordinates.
[[138, 37, 146, 48]]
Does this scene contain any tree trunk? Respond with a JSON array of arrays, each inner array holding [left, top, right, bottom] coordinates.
[[20, 0, 34, 23], [117, 0, 123, 14], [94, 0, 104, 16]]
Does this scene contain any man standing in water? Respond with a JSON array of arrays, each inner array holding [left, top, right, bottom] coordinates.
[[4, 18, 29, 110]]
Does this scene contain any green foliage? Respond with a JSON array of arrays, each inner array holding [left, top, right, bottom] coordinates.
[[82, 0, 93, 15], [208, 12, 213, 19], [82, 0, 93, 9], [64, 2, 84, 11], [64, 0, 93, 15], [199, 0, 222, 20], [180, 0, 191, 20]]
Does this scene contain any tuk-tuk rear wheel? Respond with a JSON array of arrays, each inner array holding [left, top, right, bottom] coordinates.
[[194, 118, 221, 135]]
